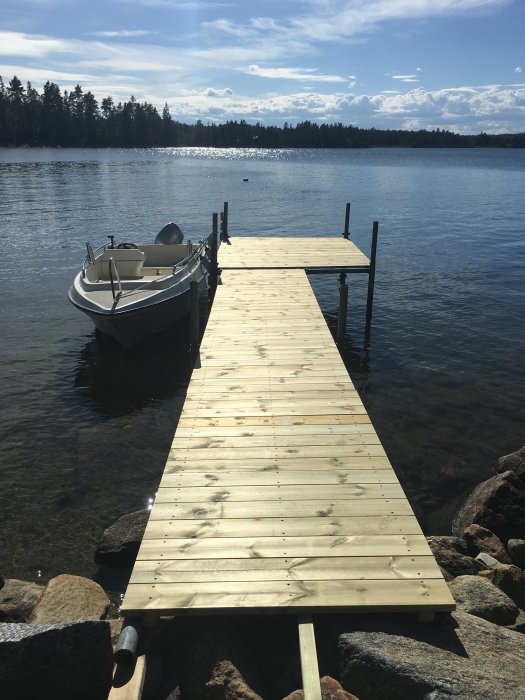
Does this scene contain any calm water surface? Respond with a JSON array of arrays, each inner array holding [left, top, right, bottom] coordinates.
[[1, 147, 524, 588]]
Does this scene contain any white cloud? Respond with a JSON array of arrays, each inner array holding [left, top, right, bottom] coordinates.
[[246, 64, 347, 83], [89, 30, 155, 38], [392, 74, 419, 83], [204, 87, 233, 97], [161, 83, 525, 134], [515, 66, 523, 74]]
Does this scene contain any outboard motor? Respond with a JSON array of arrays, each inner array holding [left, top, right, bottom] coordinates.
[[155, 222, 184, 245]]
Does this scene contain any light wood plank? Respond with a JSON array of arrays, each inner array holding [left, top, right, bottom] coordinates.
[[176, 415, 373, 427], [159, 469, 397, 488], [165, 456, 392, 470], [121, 579, 453, 615], [168, 445, 386, 461], [173, 424, 376, 437], [128, 554, 441, 582], [298, 617, 322, 700], [147, 498, 414, 520], [143, 516, 422, 540], [171, 433, 380, 448], [172, 423, 376, 439], [156, 482, 400, 503], [136, 534, 432, 560]]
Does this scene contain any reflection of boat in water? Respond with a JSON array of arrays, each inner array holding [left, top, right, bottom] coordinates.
[[68, 223, 210, 347]]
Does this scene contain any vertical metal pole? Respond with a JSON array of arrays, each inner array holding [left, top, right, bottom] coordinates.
[[209, 212, 218, 301], [190, 280, 199, 353], [337, 276, 348, 347], [343, 202, 351, 239], [221, 201, 229, 241], [365, 221, 379, 331]]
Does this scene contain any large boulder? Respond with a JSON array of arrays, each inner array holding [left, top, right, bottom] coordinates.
[[0, 579, 44, 622], [448, 575, 518, 625], [0, 620, 113, 699], [95, 509, 150, 567], [488, 564, 525, 610], [426, 536, 483, 578], [339, 611, 525, 699], [28, 574, 109, 624], [507, 539, 525, 569], [463, 524, 512, 563], [497, 445, 525, 479], [452, 471, 525, 544]]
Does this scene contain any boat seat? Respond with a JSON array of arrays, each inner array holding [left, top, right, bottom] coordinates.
[[98, 248, 146, 279]]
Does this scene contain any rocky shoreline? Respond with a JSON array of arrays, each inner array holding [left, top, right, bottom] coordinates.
[[2, 445, 525, 699]]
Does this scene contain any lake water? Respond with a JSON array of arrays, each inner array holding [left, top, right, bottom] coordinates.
[[1, 147, 524, 589]]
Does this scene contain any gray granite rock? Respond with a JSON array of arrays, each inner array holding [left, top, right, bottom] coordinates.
[[497, 445, 525, 479], [452, 471, 525, 544], [426, 536, 483, 578], [463, 524, 512, 563], [476, 552, 500, 569], [95, 509, 150, 567], [338, 611, 525, 699], [506, 609, 525, 634], [0, 620, 113, 699], [488, 564, 525, 610], [0, 578, 44, 622], [507, 539, 525, 569], [448, 575, 518, 625], [28, 574, 109, 624], [426, 536, 468, 555]]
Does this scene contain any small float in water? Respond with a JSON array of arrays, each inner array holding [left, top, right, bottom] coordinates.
[[68, 222, 210, 347]]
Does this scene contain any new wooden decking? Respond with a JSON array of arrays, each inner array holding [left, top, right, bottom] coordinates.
[[121, 241, 454, 618]]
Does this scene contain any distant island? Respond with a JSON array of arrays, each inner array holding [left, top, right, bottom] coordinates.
[[1, 76, 524, 149]]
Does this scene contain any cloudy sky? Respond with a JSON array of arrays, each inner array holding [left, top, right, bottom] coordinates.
[[1, 0, 524, 133]]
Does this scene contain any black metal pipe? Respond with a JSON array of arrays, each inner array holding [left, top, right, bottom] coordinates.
[[209, 212, 219, 300], [365, 221, 379, 329], [343, 202, 351, 239], [114, 618, 142, 665]]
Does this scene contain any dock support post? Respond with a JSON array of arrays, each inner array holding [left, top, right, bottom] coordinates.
[[220, 201, 230, 242], [365, 221, 379, 334], [209, 212, 219, 301], [110, 620, 150, 700], [298, 615, 322, 700], [190, 280, 200, 353], [343, 202, 351, 239], [336, 272, 348, 348]]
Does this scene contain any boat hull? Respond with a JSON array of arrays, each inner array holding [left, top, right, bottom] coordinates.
[[69, 255, 208, 347]]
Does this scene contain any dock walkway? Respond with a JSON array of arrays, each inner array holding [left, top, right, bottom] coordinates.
[[122, 236, 454, 618]]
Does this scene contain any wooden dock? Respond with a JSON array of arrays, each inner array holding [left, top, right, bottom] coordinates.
[[121, 236, 454, 618]]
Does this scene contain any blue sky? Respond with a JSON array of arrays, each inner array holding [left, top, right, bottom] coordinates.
[[1, 0, 524, 133]]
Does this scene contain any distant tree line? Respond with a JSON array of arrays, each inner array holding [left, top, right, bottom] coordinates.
[[1, 76, 524, 149]]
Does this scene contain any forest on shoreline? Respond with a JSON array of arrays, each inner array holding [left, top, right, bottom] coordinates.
[[1, 75, 524, 149]]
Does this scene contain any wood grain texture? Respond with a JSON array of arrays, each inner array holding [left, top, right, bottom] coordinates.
[[121, 263, 455, 617], [298, 617, 322, 700]]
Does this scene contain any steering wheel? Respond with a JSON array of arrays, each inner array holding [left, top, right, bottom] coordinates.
[[116, 243, 138, 249]]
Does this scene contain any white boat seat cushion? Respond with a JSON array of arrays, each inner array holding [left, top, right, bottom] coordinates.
[[98, 248, 146, 279]]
